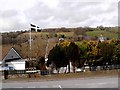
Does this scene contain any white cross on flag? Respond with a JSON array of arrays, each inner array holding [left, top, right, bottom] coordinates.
[[30, 24, 40, 32]]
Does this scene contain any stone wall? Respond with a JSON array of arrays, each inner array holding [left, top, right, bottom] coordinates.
[[8, 74, 40, 79]]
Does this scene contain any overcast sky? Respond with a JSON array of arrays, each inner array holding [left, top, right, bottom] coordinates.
[[0, 0, 119, 32]]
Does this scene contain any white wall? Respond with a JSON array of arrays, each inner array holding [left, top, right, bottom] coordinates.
[[6, 59, 26, 70], [11, 62, 25, 70]]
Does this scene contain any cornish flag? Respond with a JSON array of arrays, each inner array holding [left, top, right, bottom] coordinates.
[[30, 24, 36, 27], [30, 24, 40, 32]]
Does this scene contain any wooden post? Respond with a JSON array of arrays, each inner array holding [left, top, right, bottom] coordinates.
[[4, 70, 8, 79]]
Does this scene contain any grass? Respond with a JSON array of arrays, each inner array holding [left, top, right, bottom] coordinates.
[[56, 32, 74, 37], [23, 32, 49, 35], [20, 30, 118, 40], [86, 30, 118, 39], [23, 32, 74, 37]]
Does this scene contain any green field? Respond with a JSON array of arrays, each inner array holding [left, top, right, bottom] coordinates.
[[56, 32, 74, 37], [23, 32, 74, 37], [86, 30, 118, 39], [23, 30, 118, 39]]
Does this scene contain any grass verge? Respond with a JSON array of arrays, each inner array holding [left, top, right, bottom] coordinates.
[[2, 70, 119, 83]]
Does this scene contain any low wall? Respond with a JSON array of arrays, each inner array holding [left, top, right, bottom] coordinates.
[[8, 73, 40, 79], [8, 74, 28, 79]]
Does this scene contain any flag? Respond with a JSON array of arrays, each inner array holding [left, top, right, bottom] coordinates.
[[31, 28, 36, 32], [30, 23, 40, 32], [30, 24, 36, 27], [37, 29, 41, 32], [37, 26, 39, 28]]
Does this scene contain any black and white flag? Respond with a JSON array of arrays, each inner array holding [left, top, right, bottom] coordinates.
[[30, 24, 36, 27], [30, 24, 40, 32]]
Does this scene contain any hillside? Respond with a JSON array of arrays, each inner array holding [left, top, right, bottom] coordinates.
[[2, 26, 118, 60]]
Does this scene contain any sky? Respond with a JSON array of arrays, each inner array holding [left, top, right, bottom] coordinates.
[[0, 0, 119, 32]]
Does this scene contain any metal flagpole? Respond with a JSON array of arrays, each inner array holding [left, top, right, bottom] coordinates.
[[29, 24, 38, 60], [45, 39, 49, 63], [28, 24, 34, 78], [28, 24, 32, 78], [29, 24, 32, 61]]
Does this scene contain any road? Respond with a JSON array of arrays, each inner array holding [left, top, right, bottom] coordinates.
[[2, 77, 118, 88]]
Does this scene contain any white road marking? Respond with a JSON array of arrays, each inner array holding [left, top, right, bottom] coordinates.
[[59, 85, 62, 90]]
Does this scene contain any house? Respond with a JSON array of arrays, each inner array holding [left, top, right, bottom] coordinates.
[[98, 34, 107, 42], [2, 47, 26, 70], [59, 38, 64, 42]]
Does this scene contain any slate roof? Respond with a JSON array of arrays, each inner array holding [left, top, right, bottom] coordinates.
[[2, 47, 22, 62]]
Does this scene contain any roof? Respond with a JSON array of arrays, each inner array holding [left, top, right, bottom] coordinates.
[[2, 47, 22, 61], [98, 36, 107, 42], [2, 45, 12, 60]]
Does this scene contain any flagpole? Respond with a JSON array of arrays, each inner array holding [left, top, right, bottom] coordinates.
[[29, 23, 38, 61], [45, 39, 49, 62], [29, 24, 32, 61]]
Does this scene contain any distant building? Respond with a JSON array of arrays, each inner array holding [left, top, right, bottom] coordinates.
[[2, 47, 27, 70], [59, 38, 64, 42], [98, 34, 107, 42]]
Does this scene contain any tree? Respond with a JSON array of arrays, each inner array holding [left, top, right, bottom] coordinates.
[[75, 41, 89, 68], [97, 25, 105, 30], [85, 41, 99, 71], [111, 40, 120, 66], [97, 41, 114, 69], [47, 44, 67, 73], [59, 34, 65, 38], [36, 57, 46, 70], [59, 41, 70, 48], [66, 42, 81, 73]]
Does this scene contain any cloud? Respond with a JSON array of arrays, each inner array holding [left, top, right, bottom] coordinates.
[[0, 0, 118, 32], [0, 9, 28, 32], [25, 1, 118, 28]]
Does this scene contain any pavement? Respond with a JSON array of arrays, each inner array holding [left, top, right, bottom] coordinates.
[[1, 76, 119, 88]]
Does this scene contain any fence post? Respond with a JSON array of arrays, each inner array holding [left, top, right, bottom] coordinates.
[[4, 70, 8, 79]]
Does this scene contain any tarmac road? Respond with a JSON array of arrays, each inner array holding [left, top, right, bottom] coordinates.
[[2, 76, 118, 88]]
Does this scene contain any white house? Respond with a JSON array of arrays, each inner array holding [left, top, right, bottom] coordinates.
[[98, 34, 107, 42], [2, 47, 26, 70]]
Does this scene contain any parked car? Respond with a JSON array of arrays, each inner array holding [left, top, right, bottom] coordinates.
[[0, 66, 14, 71]]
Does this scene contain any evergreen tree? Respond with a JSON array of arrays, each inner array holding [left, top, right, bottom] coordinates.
[[47, 45, 67, 73]]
